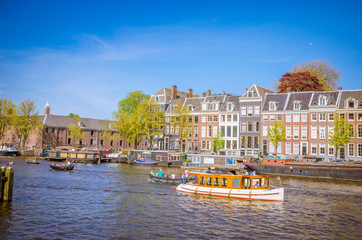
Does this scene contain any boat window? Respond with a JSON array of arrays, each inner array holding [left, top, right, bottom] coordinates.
[[243, 178, 251, 189], [200, 176, 205, 185], [252, 178, 261, 188], [213, 177, 219, 186], [221, 178, 228, 187], [232, 178, 240, 188], [206, 177, 213, 186]]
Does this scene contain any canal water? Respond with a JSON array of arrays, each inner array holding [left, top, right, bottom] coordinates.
[[0, 157, 361, 240]]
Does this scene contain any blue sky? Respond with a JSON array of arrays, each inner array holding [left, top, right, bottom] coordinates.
[[0, 0, 361, 119]]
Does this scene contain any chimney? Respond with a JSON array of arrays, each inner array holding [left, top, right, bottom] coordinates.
[[337, 86, 342, 90], [221, 91, 225, 95], [187, 88, 193, 98], [206, 89, 211, 96], [45, 101, 50, 115], [202, 92, 206, 97], [171, 85, 177, 99]]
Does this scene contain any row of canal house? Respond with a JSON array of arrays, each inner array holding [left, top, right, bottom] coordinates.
[[150, 85, 362, 161]]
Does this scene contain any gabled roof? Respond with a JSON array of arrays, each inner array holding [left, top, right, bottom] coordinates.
[[338, 90, 362, 109], [241, 84, 274, 98], [42, 115, 110, 130], [262, 93, 289, 111], [220, 95, 241, 112], [309, 91, 340, 107], [285, 92, 314, 110]]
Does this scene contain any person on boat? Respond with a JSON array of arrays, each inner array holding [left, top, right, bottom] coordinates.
[[65, 161, 71, 167], [157, 168, 163, 177], [171, 173, 175, 179], [150, 170, 154, 176], [251, 171, 256, 176], [185, 169, 189, 178]]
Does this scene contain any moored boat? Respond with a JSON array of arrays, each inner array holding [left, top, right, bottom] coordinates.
[[26, 159, 40, 164], [0, 144, 20, 156], [49, 164, 74, 171], [134, 157, 158, 165], [176, 172, 284, 201], [149, 173, 197, 184]]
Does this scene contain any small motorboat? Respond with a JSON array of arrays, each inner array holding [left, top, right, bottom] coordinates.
[[26, 159, 40, 164], [149, 173, 197, 185], [49, 164, 74, 171], [134, 157, 158, 165]]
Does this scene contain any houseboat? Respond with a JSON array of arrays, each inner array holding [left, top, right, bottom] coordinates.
[[176, 172, 284, 201], [46, 150, 101, 163], [0, 144, 20, 156], [244, 157, 362, 181]]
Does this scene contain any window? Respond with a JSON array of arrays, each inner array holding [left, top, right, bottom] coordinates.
[[286, 125, 291, 139], [270, 115, 275, 121], [208, 126, 212, 137], [208, 116, 212, 122], [277, 115, 282, 121], [329, 113, 334, 121], [221, 178, 228, 187], [241, 107, 246, 116], [359, 113, 362, 121], [301, 125, 307, 140], [206, 177, 212, 186], [318, 96, 328, 106], [286, 114, 291, 122], [349, 125, 354, 138], [328, 126, 334, 139], [256, 122, 260, 132], [311, 126, 317, 139], [293, 114, 300, 122], [227, 126, 231, 137], [254, 106, 260, 116], [358, 144, 362, 157], [232, 140, 237, 149], [247, 136, 252, 148], [220, 115, 225, 122], [328, 145, 334, 155], [241, 122, 246, 132], [320, 113, 326, 121], [294, 101, 301, 110], [247, 106, 253, 116], [301, 114, 307, 122], [213, 178, 220, 186], [293, 142, 300, 154], [349, 144, 354, 156], [233, 126, 237, 137], [213, 126, 218, 137], [285, 142, 291, 154], [233, 114, 237, 122], [349, 113, 354, 121], [201, 116, 206, 123], [201, 126, 206, 137], [226, 140, 231, 149], [220, 126, 225, 137], [320, 126, 325, 139], [202, 103, 207, 111], [247, 122, 253, 132], [311, 143, 317, 154], [194, 126, 198, 137], [248, 91, 253, 97], [254, 137, 259, 148], [269, 101, 278, 111], [320, 144, 325, 155], [227, 103, 233, 111], [232, 179, 240, 188], [311, 113, 317, 121], [227, 115, 232, 122], [293, 125, 299, 139], [263, 126, 268, 136], [358, 125, 362, 138], [263, 115, 268, 121], [226, 158, 236, 165]]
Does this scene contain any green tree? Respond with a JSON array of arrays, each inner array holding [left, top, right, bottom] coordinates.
[[0, 98, 16, 143], [213, 134, 225, 154], [117, 91, 150, 115], [67, 116, 84, 146], [329, 114, 352, 161], [170, 100, 190, 153], [135, 101, 165, 150], [292, 60, 341, 91], [13, 99, 43, 150], [267, 121, 286, 157], [67, 113, 80, 118], [113, 110, 132, 150]]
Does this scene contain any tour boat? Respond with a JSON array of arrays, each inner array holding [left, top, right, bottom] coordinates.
[[176, 172, 284, 201]]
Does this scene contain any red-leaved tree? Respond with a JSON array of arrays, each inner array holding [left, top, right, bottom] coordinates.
[[277, 71, 324, 93]]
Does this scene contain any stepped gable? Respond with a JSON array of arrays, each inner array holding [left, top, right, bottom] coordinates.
[[285, 92, 313, 110]]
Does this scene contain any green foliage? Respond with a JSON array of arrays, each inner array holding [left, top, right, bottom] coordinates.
[[117, 91, 150, 115], [213, 135, 225, 153], [267, 121, 286, 157], [67, 113, 80, 118], [329, 114, 352, 160], [0, 98, 16, 143], [13, 99, 43, 150], [101, 119, 114, 146], [292, 60, 340, 91], [67, 116, 84, 146]]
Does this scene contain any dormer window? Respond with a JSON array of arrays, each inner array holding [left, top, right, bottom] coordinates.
[[248, 91, 253, 97], [227, 103, 233, 111], [187, 104, 195, 111], [155, 96, 159, 102], [344, 98, 358, 109], [269, 101, 278, 111], [318, 95, 328, 106], [293, 101, 302, 110], [78, 121, 85, 128], [201, 103, 207, 111]]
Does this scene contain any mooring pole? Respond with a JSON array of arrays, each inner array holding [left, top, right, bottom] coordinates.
[[1, 167, 14, 202]]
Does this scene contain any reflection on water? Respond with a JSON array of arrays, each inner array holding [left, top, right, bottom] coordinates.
[[0, 157, 361, 239]]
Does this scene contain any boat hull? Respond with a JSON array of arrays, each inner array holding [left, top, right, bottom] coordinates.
[[176, 184, 284, 201], [134, 160, 158, 165], [49, 165, 74, 171], [0, 150, 20, 156], [245, 162, 362, 181]]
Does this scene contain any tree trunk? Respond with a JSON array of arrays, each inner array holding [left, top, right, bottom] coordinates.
[[335, 146, 339, 162]]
